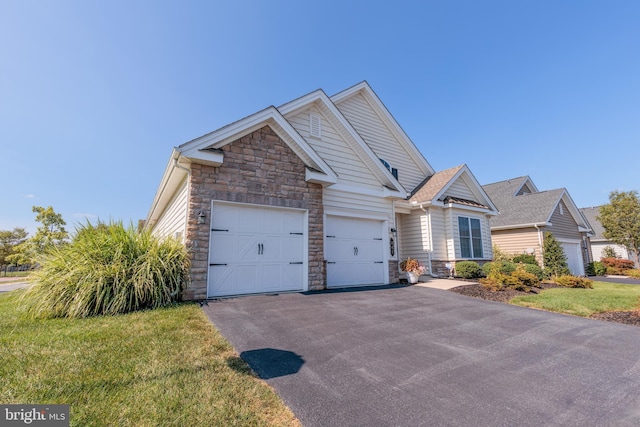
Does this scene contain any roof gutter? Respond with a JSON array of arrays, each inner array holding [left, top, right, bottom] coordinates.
[[172, 152, 191, 242], [490, 222, 551, 231]]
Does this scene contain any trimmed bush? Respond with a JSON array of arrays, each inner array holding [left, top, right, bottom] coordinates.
[[511, 254, 538, 266], [601, 257, 635, 270], [455, 261, 483, 279], [553, 275, 593, 289], [482, 260, 516, 277], [606, 266, 623, 276], [626, 269, 640, 278], [521, 263, 544, 280], [586, 261, 606, 276], [21, 221, 190, 318]]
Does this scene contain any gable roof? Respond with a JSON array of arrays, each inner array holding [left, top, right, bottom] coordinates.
[[409, 164, 498, 213], [483, 177, 591, 231], [580, 206, 604, 240], [277, 87, 406, 195], [331, 81, 435, 178]]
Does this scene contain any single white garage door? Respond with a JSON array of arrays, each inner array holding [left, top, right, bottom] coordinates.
[[208, 202, 306, 297], [561, 241, 585, 276], [325, 216, 385, 287]]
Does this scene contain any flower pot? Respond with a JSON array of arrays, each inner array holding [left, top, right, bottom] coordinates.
[[406, 271, 420, 284]]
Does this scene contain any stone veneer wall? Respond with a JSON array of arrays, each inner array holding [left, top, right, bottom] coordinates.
[[183, 125, 324, 300], [388, 260, 399, 283]]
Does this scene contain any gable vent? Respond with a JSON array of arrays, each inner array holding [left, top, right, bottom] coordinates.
[[309, 114, 322, 138]]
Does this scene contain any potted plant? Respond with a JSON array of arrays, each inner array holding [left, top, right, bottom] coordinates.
[[400, 257, 426, 284]]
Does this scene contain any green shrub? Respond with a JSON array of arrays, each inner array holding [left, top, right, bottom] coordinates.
[[455, 261, 483, 279], [606, 266, 623, 276], [480, 273, 506, 291], [521, 263, 544, 280], [553, 275, 593, 289], [480, 265, 539, 292], [543, 266, 571, 279], [542, 232, 570, 277], [511, 266, 540, 290], [492, 245, 511, 262], [21, 221, 190, 318], [482, 260, 516, 277], [511, 254, 538, 266], [586, 261, 606, 276]]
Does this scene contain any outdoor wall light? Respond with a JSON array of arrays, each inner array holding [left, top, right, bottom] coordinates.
[[197, 211, 207, 224]]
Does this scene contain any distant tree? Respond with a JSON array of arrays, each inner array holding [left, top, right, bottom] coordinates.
[[542, 232, 570, 277], [7, 206, 69, 266], [598, 191, 640, 267], [0, 228, 28, 275]]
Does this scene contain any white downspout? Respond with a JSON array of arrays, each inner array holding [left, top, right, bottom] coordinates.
[[534, 224, 544, 268], [419, 204, 437, 277]]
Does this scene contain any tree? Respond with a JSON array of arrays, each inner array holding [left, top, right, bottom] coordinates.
[[542, 232, 570, 277], [598, 190, 640, 267], [7, 206, 69, 266], [0, 228, 28, 275]]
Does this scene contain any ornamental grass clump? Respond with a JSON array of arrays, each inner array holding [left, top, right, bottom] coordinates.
[[21, 221, 190, 318]]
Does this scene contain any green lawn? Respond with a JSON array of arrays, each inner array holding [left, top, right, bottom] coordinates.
[[0, 291, 300, 427], [511, 281, 640, 317]]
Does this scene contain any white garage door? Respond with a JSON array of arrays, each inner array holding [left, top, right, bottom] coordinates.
[[325, 216, 385, 288], [208, 202, 306, 297], [561, 241, 585, 276]]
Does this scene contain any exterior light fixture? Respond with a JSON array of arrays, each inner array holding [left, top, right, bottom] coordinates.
[[197, 211, 207, 224]]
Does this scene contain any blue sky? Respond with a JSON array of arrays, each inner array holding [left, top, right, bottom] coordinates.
[[1, 1, 639, 235]]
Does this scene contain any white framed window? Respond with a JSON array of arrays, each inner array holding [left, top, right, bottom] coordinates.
[[559, 203, 564, 215], [458, 216, 483, 258]]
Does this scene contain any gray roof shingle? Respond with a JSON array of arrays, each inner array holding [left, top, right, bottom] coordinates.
[[482, 177, 565, 228]]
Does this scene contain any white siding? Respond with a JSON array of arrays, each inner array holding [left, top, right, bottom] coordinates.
[[447, 178, 477, 201], [335, 93, 427, 192], [152, 178, 188, 241], [449, 208, 492, 260], [286, 106, 380, 190], [323, 188, 394, 222], [427, 207, 449, 260], [398, 211, 430, 262]]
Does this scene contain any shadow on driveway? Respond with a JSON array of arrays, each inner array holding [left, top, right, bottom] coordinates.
[[239, 348, 305, 379]]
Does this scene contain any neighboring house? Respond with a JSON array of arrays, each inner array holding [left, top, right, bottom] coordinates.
[[146, 81, 498, 300], [482, 176, 592, 276], [579, 206, 637, 266]]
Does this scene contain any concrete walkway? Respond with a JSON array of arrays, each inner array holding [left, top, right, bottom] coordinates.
[[415, 277, 477, 290]]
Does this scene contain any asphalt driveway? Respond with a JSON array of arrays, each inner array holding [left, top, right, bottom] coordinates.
[[203, 285, 640, 426]]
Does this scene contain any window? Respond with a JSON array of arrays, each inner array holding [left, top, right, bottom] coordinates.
[[379, 158, 399, 180], [458, 216, 483, 258], [559, 203, 564, 215]]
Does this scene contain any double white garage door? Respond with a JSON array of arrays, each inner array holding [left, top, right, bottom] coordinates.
[[207, 201, 386, 297]]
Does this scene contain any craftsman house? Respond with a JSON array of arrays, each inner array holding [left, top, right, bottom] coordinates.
[[145, 82, 498, 299], [483, 176, 592, 275]]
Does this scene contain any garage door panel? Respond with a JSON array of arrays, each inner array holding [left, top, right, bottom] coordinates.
[[208, 202, 306, 297], [326, 216, 386, 288]]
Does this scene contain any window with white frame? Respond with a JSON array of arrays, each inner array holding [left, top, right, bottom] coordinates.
[[458, 216, 483, 258]]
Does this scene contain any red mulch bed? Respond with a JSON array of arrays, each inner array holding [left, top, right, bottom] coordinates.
[[449, 283, 640, 327]]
